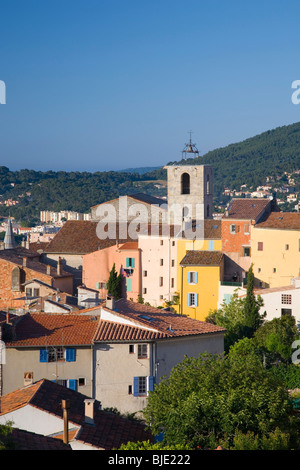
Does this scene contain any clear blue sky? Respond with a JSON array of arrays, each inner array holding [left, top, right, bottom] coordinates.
[[1, 0, 300, 172]]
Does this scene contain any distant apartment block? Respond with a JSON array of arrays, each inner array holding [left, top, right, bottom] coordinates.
[[40, 210, 91, 223]]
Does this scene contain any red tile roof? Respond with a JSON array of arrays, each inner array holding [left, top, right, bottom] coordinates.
[[180, 250, 224, 266], [98, 299, 225, 340], [4, 313, 100, 347], [0, 379, 153, 449], [255, 212, 300, 230], [8, 428, 72, 450], [222, 198, 273, 221], [0, 247, 72, 278]]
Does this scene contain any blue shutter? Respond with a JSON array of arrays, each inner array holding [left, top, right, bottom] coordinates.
[[194, 272, 198, 284], [126, 257, 130, 268], [187, 272, 191, 284], [40, 349, 48, 362], [68, 379, 77, 391], [148, 376, 155, 392], [209, 240, 215, 251], [131, 258, 135, 268], [66, 348, 76, 362], [96, 282, 100, 289], [187, 293, 191, 307], [133, 377, 139, 397], [126, 278, 132, 292], [194, 293, 198, 307]]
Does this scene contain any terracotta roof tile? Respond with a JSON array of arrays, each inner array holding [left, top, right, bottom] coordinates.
[[100, 299, 225, 339], [0, 247, 71, 278], [0, 379, 152, 449], [222, 198, 273, 221], [180, 250, 224, 266], [4, 313, 100, 347], [255, 212, 300, 230], [8, 428, 72, 450]]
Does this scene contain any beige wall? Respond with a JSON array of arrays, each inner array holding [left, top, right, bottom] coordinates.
[[2, 347, 93, 397], [94, 332, 224, 414], [139, 235, 177, 307]]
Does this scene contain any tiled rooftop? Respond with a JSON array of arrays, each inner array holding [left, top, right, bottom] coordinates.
[[222, 198, 273, 221], [180, 250, 224, 266], [99, 298, 226, 339], [255, 212, 300, 230], [0, 247, 71, 278], [8, 428, 72, 450], [0, 379, 152, 449], [4, 313, 100, 347]]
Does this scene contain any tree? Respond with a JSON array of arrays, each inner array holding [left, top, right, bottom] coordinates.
[[243, 264, 265, 337], [206, 265, 265, 352], [254, 315, 299, 365], [143, 350, 297, 449], [0, 422, 14, 450], [107, 263, 122, 300]]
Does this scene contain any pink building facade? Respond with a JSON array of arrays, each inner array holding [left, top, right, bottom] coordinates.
[[82, 242, 141, 302]]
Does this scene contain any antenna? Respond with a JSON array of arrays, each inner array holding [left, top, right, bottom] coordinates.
[[181, 130, 200, 159]]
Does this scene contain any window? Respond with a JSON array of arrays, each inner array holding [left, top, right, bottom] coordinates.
[[244, 224, 250, 234], [206, 174, 210, 195], [258, 268, 261, 273], [172, 241, 175, 246], [159, 277, 163, 287], [129, 344, 134, 354], [78, 378, 85, 387], [138, 344, 148, 359], [25, 288, 32, 297], [48, 347, 64, 362], [273, 268, 276, 273], [230, 224, 236, 234], [33, 288, 40, 297], [188, 271, 198, 284], [281, 308, 292, 316], [243, 247, 251, 257], [128, 385, 132, 394], [126, 257, 135, 268], [39, 347, 76, 363], [181, 173, 190, 195], [171, 259, 175, 267], [171, 278, 174, 288], [208, 240, 215, 251], [133, 376, 155, 396], [187, 293, 198, 307], [160, 240, 164, 246], [206, 204, 210, 218], [160, 295, 164, 300], [143, 270, 147, 277], [160, 259, 164, 266], [285, 244, 289, 251], [143, 288, 147, 294], [258, 242, 263, 251], [281, 294, 292, 304]]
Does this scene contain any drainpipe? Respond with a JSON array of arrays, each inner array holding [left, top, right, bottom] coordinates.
[[62, 399, 70, 445]]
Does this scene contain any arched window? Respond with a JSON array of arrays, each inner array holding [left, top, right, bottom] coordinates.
[[181, 173, 190, 195], [11, 266, 26, 292], [206, 174, 210, 195]]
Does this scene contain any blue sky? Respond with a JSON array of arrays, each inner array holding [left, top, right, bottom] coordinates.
[[1, 0, 300, 172]]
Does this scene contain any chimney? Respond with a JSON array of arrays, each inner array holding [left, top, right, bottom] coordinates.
[[84, 398, 95, 425], [62, 399, 70, 445], [22, 257, 27, 267], [57, 257, 62, 276], [106, 294, 115, 310], [47, 265, 51, 275]]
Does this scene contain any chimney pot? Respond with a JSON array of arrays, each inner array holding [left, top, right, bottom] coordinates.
[[84, 398, 95, 425], [22, 257, 27, 267], [47, 265, 51, 275], [62, 399, 71, 445], [106, 295, 115, 311]]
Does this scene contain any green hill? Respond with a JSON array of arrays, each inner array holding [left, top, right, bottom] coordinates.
[[161, 121, 300, 196]]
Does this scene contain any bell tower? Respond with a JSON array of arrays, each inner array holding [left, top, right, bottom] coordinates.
[[165, 164, 213, 224]]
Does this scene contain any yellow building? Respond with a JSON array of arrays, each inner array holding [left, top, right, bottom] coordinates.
[[178, 250, 224, 321], [174, 220, 223, 320], [251, 212, 300, 288]]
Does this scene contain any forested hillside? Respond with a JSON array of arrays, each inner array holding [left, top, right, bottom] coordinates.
[[1, 121, 300, 224]]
